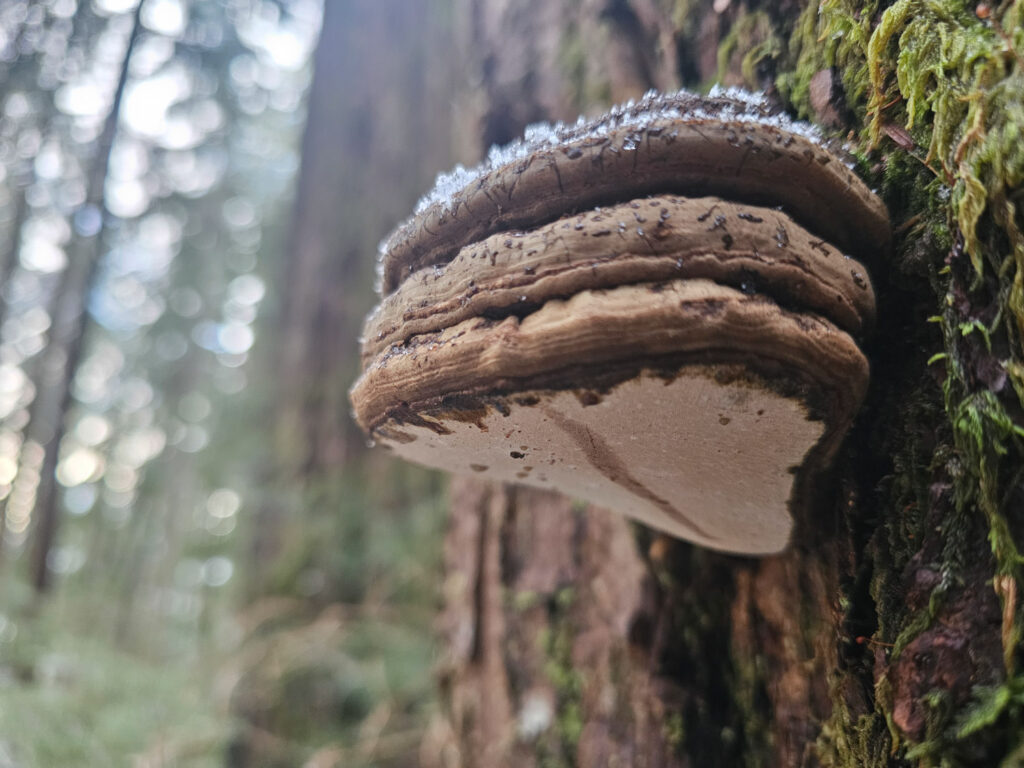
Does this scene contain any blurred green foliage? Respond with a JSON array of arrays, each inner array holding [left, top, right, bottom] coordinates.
[[0, 0, 450, 765]]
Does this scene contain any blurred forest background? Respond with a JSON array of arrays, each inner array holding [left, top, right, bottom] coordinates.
[[4, 0, 1023, 766], [0, 1, 454, 765]]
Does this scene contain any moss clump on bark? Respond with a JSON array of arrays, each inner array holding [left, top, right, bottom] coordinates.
[[775, 0, 878, 115], [871, 4, 1024, 764], [716, 8, 782, 85], [536, 588, 584, 768], [761, 0, 1024, 764], [713, 0, 1024, 763]]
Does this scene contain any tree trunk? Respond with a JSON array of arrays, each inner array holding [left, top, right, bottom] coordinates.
[[275, 0, 456, 478], [28, 1, 145, 594], [428, 1, 1024, 766], [248, 0, 457, 605], [279, 0, 1024, 763]]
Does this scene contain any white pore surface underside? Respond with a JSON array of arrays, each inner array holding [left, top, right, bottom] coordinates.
[[385, 370, 824, 554]]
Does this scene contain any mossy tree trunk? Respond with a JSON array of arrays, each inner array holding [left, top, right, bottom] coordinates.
[[432, 1, 1024, 767]]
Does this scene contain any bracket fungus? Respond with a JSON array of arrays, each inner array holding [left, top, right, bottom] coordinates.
[[350, 88, 890, 555]]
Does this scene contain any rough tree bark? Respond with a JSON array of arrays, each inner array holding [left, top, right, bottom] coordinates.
[[428, 1, 1024, 767], [281, 0, 1024, 765]]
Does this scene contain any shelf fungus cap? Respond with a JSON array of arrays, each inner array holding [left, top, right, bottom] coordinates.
[[350, 88, 889, 556]]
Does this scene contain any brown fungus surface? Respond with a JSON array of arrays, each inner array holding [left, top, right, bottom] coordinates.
[[351, 88, 888, 555], [376, 88, 890, 295], [362, 195, 875, 365]]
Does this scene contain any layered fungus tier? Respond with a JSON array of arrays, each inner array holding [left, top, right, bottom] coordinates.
[[350, 89, 889, 555]]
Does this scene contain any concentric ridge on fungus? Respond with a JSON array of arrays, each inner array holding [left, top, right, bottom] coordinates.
[[362, 195, 875, 364], [353, 88, 890, 555], [375, 86, 890, 295]]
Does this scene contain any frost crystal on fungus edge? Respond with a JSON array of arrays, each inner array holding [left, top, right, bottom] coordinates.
[[374, 87, 828, 295]]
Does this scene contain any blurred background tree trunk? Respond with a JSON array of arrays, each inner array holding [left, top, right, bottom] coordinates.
[[283, 0, 1024, 766], [27, 0, 144, 595]]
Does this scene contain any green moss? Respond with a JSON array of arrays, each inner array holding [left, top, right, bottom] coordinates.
[[538, 590, 584, 768], [558, 24, 588, 110], [715, 9, 781, 87], [864, 0, 1024, 352], [753, 0, 1024, 763], [663, 709, 686, 752], [818, 701, 893, 768], [777, 0, 881, 118], [870, 1, 1024, 680], [513, 589, 541, 612]]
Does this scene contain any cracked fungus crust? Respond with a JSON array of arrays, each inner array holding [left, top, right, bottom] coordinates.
[[375, 370, 823, 555]]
